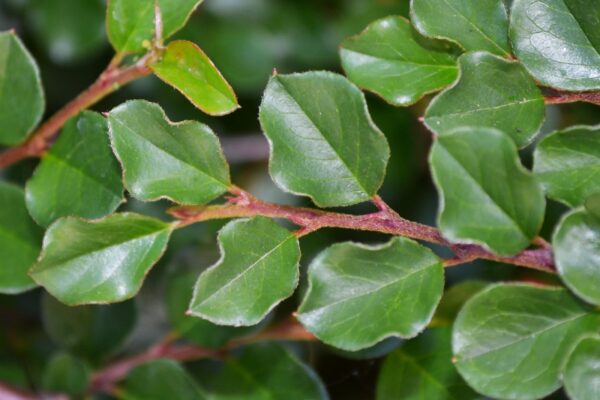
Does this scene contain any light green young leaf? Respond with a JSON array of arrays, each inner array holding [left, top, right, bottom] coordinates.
[[26, 111, 124, 227], [510, 0, 600, 91], [534, 125, 600, 207], [340, 16, 458, 107], [430, 127, 545, 256], [424, 51, 545, 147], [151, 40, 238, 116], [30, 213, 172, 305], [0, 31, 44, 146], [108, 100, 230, 205], [410, 0, 511, 56], [564, 335, 600, 400], [41, 353, 91, 397], [453, 284, 600, 399], [376, 328, 478, 400], [297, 237, 443, 351], [259, 71, 389, 207], [554, 208, 600, 305], [0, 182, 43, 294], [106, 0, 204, 54], [188, 217, 300, 326]]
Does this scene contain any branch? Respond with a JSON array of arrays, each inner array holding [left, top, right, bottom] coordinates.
[[544, 89, 600, 106], [170, 187, 556, 273], [0, 382, 67, 400]]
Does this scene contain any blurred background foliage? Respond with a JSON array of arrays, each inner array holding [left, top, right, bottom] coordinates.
[[0, 0, 597, 398]]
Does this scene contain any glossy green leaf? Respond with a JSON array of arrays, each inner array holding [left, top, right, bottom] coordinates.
[[259, 71, 389, 207], [564, 335, 600, 400], [108, 100, 230, 205], [424, 51, 545, 147], [151, 40, 238, 116], [534, 125, 600, 207], [340, 16, 458, 106], [297, 237, 443, 351], [0, 182, 43, 294], [411, 0, 511, 56], [377, 328, 478, 400], [189, 217, 300, 326], [30, 213, 172, 305], [430, 127, 545, 256], [26, 112, 123, 227], [453, 284, 600, 399], [0, 31, 44, 145], [510, 0, 600, 91], [554, 208, 600, 305], [42, 293, 136, 361], [42, 352, 90, 397], [431, 281, 488, 327], [122, 359, 207, 400], [107, 0, 204, 54], [205, 343, 328, 400]]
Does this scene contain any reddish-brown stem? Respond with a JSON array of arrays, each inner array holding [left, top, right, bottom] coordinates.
[[544, 89, 600, 106], [0, 382, 67, 400]]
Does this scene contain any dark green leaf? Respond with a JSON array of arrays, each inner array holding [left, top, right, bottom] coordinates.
[[430, 127, 545, 256], [108, 100, 230, 205], [431, 281, 488, 327], [30, 213, 172, 305], [188, 217, 300, 326], [259, 71, 389, 207], [510, 0, 600, 91], [424, 51, 545, 147], [340, 16, 458, 106], [564, 335, 600, 400], [297, 237, 443, 351], [0, 31, 44, 145], [41, 352, 90, 397], [453, 284, 600, 399]]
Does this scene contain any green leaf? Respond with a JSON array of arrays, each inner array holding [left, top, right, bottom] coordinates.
[[0, 31, 44, 146], [0, 182, 43, 294], [554, 208, 600, 305], [410, 0, 511, 56], [121, 359, 207, 400], [42, 293, 136, 362], [259, 71, 390, 208], [453, 283, 600, 399], [26, 111, 124, 228], [41, 352, 90, 397], [510, 0, 600, 91], [534, 125, 600, 207], [586, 193, 600, 218], [340, 16, 459, 107], [564, 335, 600, 400], [430, 127, 545, 256], [204, 343, 328, 400], [188, 217, 300, 326], [106, 0, 204, 54], [151, 40, 238, 116], [108, 100, 230, 205], [431, 281, 488, 327], [377, 327, 478, 400], [297, 237, 443, 351], [424, 51, 545, 147], [30, 213, 172, 305]]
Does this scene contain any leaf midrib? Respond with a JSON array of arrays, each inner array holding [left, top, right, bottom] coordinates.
[[342, 48, 457, 69]]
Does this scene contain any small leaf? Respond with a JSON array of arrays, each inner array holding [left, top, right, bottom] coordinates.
[[453, 283, 600, 399], [534, 125, 600, 207], [430, 127, 545, 256], [564, 335, 600, 400], [431, 281, 488, 327], [297, 237, 443, 351], [411, 0, 511, 56], [510, 0, 600, 91], [26, 111, 124, 227], [554, 208, 600, 305], [340, 16, 459, 106], [151, 40, 238, 116], [41, 352, 90, 397], [0, 182, 43, 294], [108, 100, 230, 205], [107, 0, 204, 54], [122, 359, 207, 400], [424, 51, 545, 147], [259, 71, 389, 207], [376, 328, 478, 400], [30, 213, 172, 305], [0, 31, 44, 146], [189, 217, 300, 326]]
